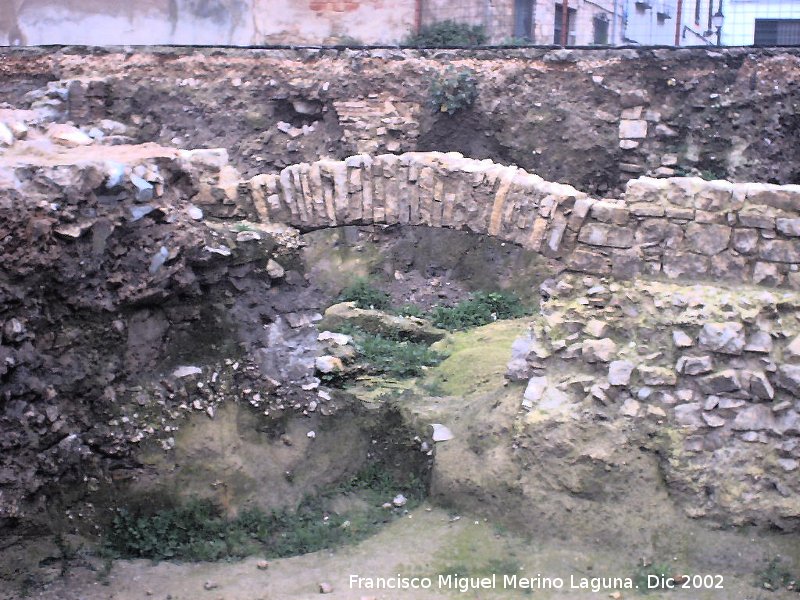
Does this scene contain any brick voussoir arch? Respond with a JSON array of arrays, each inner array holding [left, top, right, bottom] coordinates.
[[246, 152, 800, 288], [249, 151, 589, 255]]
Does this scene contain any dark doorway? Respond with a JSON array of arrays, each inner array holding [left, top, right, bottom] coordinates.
[[514, 0, 534, 40]]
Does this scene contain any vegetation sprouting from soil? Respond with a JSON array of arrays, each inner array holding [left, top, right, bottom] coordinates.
[[428, 291, 530, 330], [403, 20, 487, 47], [338, 277, 392, 310], [756, 556, 800, 593], [103, 462, 426, 562]]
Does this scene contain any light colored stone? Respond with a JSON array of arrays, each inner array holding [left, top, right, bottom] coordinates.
[[431, 423, 454, 442], [745, 331, 773, 353], [608, 360, 635, 386], [731, 229, 759, 254], [267, 259, 286, 279], [173, 366, 202, 378], [318, 331, 352, 346], [49, 123, 93, 147], [784, 335, 800, 361], [672, 330, 693, 348], [522, 376, 548, 409], [0, 123, 13, 146], [620, 398, 640, 417], [676, 355, 713, 375], [776, 364, 800, 395], [315, 355, 344, 374], [637, 365, 677, 386], [732, 404, 776, 431], [674, 402, 704, 428], [777, 218, 800, 237], [582, 338, 618, 363], [584, 319, 609, 338], [578, 223, 634, 248], [619, 119, 648, 139], [698, 322, 745, 355], [702, 413, 726, 428]]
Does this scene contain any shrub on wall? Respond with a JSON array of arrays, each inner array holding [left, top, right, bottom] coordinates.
[[404, 20, 487, 47], [428, 66, 479, 115]]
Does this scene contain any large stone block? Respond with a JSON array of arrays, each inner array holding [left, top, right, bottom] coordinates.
[[566, 249, 611, 275], [662, 252, 709, 279], [758, 240, 800, 263], [578, 223, 635, 248], [635, 219, 683, 245], [685, 223, 731, 255]]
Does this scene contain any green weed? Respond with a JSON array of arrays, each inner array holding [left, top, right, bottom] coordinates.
[[104, 462, 425, 563], [404, 20, 487, 47], [338, 278, 392, 310], [756, 556, 800, 592], [429, 291, 530, 330], [428, 67, 479, 115], [355, 331, 444, 377], [633, 562, 674, 594]]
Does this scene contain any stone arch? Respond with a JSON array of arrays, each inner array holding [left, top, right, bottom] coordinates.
[[243, 152, 800, 288], [249, 152, 587, 254]]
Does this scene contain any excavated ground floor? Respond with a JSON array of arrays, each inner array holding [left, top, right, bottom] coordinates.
[[0, 66, 799, 600]]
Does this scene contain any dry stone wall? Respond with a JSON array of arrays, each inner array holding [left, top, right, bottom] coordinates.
[[235, 152, 800, 289]]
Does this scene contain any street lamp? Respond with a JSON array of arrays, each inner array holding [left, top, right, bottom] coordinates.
[[712, 6, 724, 46]]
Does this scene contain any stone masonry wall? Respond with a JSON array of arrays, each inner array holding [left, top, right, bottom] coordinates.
[[233, 152, 800, 290]]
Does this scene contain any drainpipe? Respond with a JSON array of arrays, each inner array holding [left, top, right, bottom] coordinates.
[[415, 0, 423, 34], [562, 0, 569, 46], [612, 0, 618, 44], [674, 0, 683, 46]]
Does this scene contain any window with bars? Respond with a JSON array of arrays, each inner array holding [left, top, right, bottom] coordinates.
[[754, 19, 800, 46]]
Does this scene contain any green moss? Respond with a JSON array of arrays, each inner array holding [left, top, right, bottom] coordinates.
[[421, 319, 530, 397]]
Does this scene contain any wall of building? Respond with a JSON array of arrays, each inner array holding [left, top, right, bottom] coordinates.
[[0, 0, 417, 46], [722, 0, 800, 46], [624, 0, 721, 46]]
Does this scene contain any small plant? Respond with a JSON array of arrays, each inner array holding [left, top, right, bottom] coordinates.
[[394, 303, 425, 318], [404, 20, 487, 47], [698, 169, 724, 181], [430, 291, 530, 330], [338, 278, 392, 310], [500, 36, 532, 46], [633, 561, 673, 594], [335, 35, 363, 46], [757, 556, 800, 592], [355, 331, 444, 377], [103, 462, 425, 562], [428, 67, 479, 115]]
